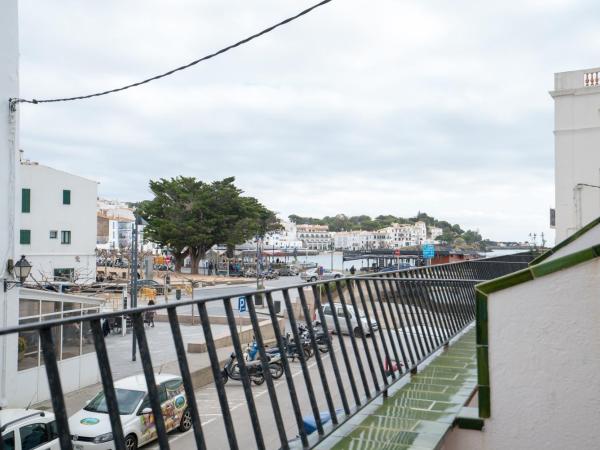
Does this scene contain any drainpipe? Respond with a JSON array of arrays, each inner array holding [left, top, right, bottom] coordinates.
[[573, 183, 600, 231]]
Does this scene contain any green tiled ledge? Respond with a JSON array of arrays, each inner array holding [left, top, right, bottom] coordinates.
[[475, 243, 600, 419], [529, 215, 600, 265], [329, 328, 477, 450]]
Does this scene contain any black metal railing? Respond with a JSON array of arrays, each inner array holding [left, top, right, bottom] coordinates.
[[0, 255, 531, 450]]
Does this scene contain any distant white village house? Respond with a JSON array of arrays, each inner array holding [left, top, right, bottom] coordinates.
[[96, 198, 159, 254]]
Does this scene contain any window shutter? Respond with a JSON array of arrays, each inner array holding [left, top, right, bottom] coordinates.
[[22, 188, 31, 213], [63, 190, 71, 205], [20, 229, 31, 245]]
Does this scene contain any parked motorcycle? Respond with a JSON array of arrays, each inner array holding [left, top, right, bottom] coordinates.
[[298, 321, 331, 354], [221, 352, 266, 385], [245, 340, 284, 379]]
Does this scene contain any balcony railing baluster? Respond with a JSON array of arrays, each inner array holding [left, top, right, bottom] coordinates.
[[167, 306, 208, 450], [311, 284, 352, 415], [296, 286, 339, 425], [89, 319, 126, 450], [131, 313, 170, 450]]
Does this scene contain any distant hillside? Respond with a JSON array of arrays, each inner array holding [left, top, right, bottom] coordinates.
[[288, 212, 484, 247]]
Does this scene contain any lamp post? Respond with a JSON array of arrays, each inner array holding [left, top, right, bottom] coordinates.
[[131, 214, 148, 362], [330, 241, 334, 271], [3, 255, 32, 291]]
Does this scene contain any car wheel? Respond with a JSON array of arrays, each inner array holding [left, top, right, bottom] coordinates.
[[310, 277, 317, 282], [353, 327, 362, 338], [125, 434, 138, 450], [179, 407, 193, 432], [334, 275, 341, 279]]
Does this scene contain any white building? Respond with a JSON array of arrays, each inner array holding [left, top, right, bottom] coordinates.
[[296, 224, 332, 250], [550, 67, 600, 243], [333, 230, 387, 250], [263, 220, 303, 249], [19, 160, 98, 283], [0, 9, 104, 408], [13, 289, 102, 406], [97, 198, 159, 253], [429, 226, 444, 242], [0, 0, 20, 408], [380, 221, 427, 248]]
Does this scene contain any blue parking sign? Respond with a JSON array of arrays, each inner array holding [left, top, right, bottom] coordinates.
[[238, 296, 247, 312]]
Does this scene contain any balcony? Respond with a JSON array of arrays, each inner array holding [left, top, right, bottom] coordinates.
[[0, 254, 531, 449]]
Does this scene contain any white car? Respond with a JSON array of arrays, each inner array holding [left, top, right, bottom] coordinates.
[[301, 268, 343, 282], [320, 303, 378, 336], [0, 409, 60, 450], [69, 374, 192, 450]]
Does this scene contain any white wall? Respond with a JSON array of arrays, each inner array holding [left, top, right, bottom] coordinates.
[[547, 220, 600, 262], [11, 353, 100, 407], [19, 163, 98, 282], [454, 259, 600, 450], [0, 0, 20, 407], [551, 67, 600, 243]]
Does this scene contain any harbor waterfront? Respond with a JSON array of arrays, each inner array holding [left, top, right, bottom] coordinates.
[[245, 248, 524, 272]]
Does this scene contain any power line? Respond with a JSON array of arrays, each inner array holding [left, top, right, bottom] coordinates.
[[9, 0, 333, 109]]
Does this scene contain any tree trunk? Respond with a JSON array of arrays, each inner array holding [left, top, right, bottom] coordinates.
[[190, 247, 206, 275], [190, 253, 200, 275], [174, 248, 187, 272], [174, 255, 184, 272]]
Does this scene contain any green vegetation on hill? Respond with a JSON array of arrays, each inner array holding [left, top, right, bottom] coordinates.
[[288, 212, 484, 247]]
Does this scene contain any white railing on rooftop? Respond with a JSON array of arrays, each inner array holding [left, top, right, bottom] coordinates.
[[584, 71, 600, 87]]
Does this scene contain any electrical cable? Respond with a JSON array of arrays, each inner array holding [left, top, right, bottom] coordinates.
[[9, 0, 333, 108]]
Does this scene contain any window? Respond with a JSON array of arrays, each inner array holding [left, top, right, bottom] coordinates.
[[323, 305, 332, 316], [22, 188, 31, 213], [163, 379, 184, 399], [49, 230, 57, 239], [62, 189, 71, 205], [53, 268, 74, 281], [20, 229, 31, 245], [60, 230, 71, 244], [86, 389, 145, 415], [19, 422, 55, 450], [2, 431, 14, 450]]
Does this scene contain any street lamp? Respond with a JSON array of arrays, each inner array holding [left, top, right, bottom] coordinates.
[[4, 255, 32, 291], [131, 214, 148, 362]]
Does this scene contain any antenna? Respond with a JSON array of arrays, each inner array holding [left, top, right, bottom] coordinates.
[[25, 391, 36, 410]]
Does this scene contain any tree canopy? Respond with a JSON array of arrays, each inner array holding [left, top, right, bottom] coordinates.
[[138, 176, 278, 273]]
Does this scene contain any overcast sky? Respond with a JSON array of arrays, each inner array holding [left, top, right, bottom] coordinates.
[[16, 0, 600, 242]]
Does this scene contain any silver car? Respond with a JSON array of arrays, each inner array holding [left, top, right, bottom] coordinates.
[[320, 303, 378, 336], [301, 268, 343, 282]]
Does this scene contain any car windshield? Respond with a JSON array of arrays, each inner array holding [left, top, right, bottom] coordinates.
[[84, 388, 145, 415]]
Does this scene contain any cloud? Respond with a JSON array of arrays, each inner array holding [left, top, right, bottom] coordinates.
[[16, 0, 598, 241]]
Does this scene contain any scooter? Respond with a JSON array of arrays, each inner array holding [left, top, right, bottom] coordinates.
[[246, 340, 284, 379], [221, 352, 265, 385]]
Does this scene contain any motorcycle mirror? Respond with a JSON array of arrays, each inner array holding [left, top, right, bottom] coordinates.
[[142, 407, 152, 415]]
